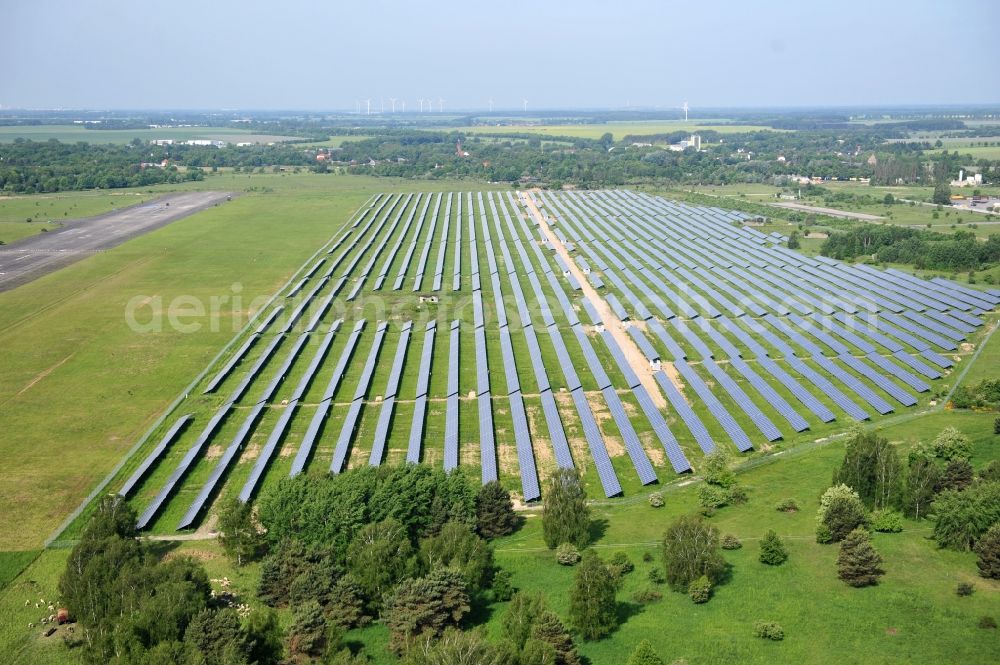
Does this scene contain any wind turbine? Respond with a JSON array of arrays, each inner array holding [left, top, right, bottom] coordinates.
[[365, 98, 372, 115], [682, 101, 689, 122], [389, 97, 397, 113], [522, 99, 528, 112], [438, 98, 444, 112], [417, 98, 424, 112], [488, 98, 494, 112], [401, 100, 406, 113], [355, 100, 360, 114]]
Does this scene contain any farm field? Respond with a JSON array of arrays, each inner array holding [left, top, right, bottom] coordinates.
[[0, 124, 298, 145], [55, 186, 999, 545]]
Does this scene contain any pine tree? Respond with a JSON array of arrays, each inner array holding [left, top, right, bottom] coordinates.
[[974, 523, 1000, 579], [531, 611, 581, 665], [759, 530, 788, 566], [476, 481, 519, 539], [626, 639, 665, 665], [837, 528, 884, 587], [568, 551, 618, 640], [287, 600, 328, 658], [542, 468, 591, 549]]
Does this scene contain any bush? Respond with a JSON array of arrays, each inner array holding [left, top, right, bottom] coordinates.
[[753, 621, 784, 641], [688, 575, 712, 603], [870, 510, 904, 533], [626, 639, 666, 665], [956, 582, 975, 597], [822, 495, 870, 543], [632, 588, 663, 604], [556, 543, 581, 566], [642, 552, 654, 563], [648, 568, 666, 585], [609, 551, 634, 577], [491, 569, 515, 602], [932, 427, 973, 461], [979, 616, 998, 629], [703, 450, 737, 487], [648, 492, 664, 508], [721, 534, 742, 550], [815, 523, 833, 544], [698, 484, 729, 511], [775, 498, 799, 513], [759, 530, 788, 566], [974, 523, 1000, 579]]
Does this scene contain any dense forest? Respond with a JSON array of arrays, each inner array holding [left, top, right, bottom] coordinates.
[[821, 227, 1000, 271]]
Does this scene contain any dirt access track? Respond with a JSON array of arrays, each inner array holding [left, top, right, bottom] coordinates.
[[0, 191, 233, 292], [519, 190, 680, 409]]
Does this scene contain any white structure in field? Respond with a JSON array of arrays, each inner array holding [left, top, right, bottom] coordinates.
[[668, 134, 702, 152], [951, 169, 984, 187]]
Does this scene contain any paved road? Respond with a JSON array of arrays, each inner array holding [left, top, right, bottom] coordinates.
[[0, 191, 233, 292]]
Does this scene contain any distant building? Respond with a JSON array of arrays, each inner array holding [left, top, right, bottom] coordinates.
[[668, 134, 702, 152], [150, 139, 174, 146], [183, 139, 226, 147], [867, 153, 878, 167]]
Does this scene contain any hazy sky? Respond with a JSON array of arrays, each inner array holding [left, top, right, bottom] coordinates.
[[2, 0, 997, 110]]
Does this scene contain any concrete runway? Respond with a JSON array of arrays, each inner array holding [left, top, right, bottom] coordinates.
[[0, 191, 233, 292]]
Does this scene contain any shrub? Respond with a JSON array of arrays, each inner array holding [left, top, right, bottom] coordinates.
[[698, 484, 729, 511], [974, 523, 1000, 579], [775, 498, 799, 513], [822, 495, 870, 543], [759, 530, 788, 566], [931, 427, 973, 461], [491, 569, 515, 602], [688, 575, 712, 603], [642, 552, 654, 563], [569, 551, 618, 640], [979, 616, 998, 629], [648, 568, 666, 585], [556, 543, 581, 566], [870, 510, 904, 533], [726, 485, 749, 505], [627, 639, 666, 665], [648, 492, 664, 508], [815, 523, 833, 544], [753, 621, 784, 641], [956, 582, 975, 597], [933, 482, 1000, 550], [721, 534, 742, 550], [703, 450, 737, 487], [632, 588, 663, 604], [608, 551, 634, 577]]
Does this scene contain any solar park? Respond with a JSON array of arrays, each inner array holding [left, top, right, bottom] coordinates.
[[117, 189, 1000, 532]]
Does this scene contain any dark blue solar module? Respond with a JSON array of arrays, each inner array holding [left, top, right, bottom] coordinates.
[[864, 352, 929, 392], [653, 371, 716, 454], [752, 356, 832, 422], [701, 359, 783, 441], [728, 357, 809, 431], [204, 335, 259, 394], [646, 320, 687, 360], [673, 360, 754, 451], [892, 350, 942, 379], [837, 354, 917, 406], [785, 355, 869, 420], [331, 321, 388, 473], [920, 349, 954, 369], [120, 414, 193, 498], [369, 322, 413, 465]]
